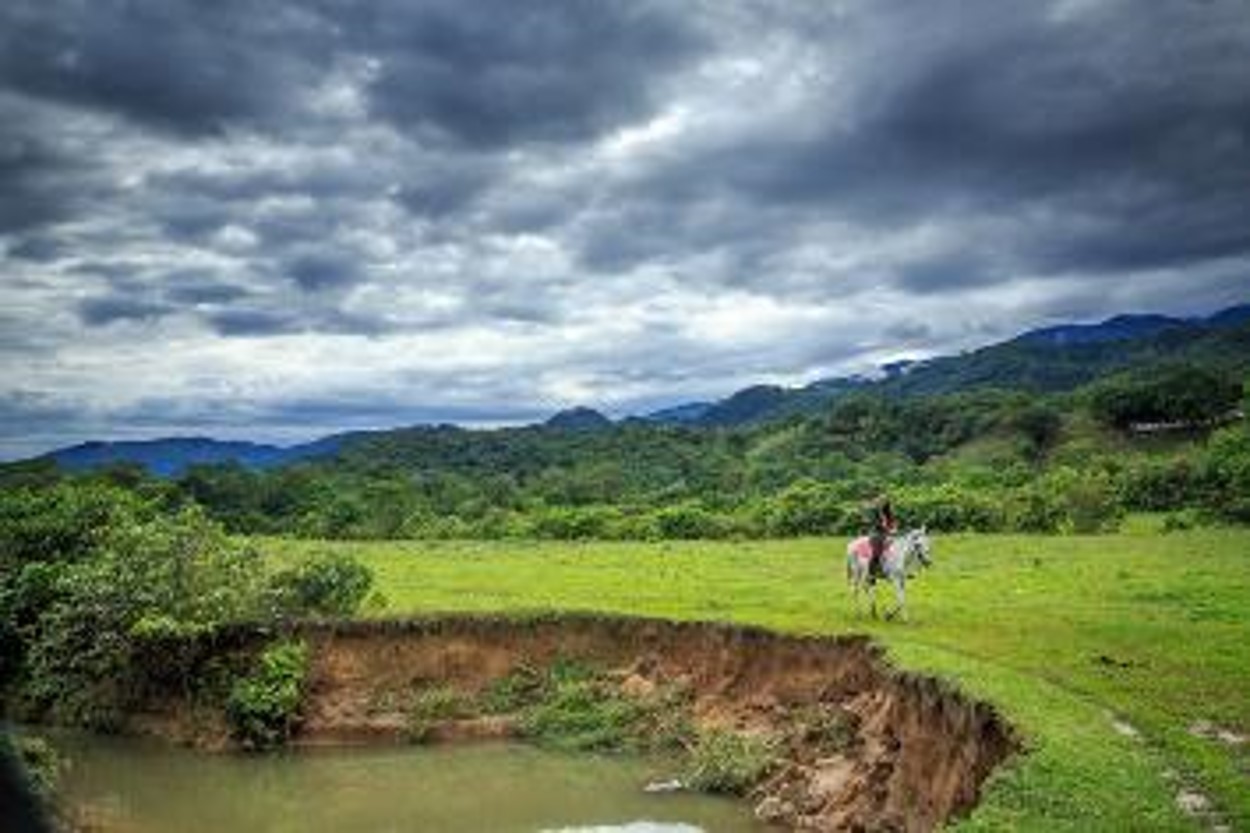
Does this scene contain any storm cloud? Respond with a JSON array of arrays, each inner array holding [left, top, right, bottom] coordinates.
[[2, 0, 1249, 457]]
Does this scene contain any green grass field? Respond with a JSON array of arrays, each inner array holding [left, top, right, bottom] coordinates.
[[262, 528, 1250, 831]]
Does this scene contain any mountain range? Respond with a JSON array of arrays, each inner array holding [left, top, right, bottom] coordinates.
[[32, 302, 1250, 475]]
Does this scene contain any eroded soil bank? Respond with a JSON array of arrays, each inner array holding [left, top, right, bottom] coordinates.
[[137, 614, 1018, 832]]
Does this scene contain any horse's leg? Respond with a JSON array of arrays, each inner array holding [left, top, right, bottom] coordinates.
[[890, 577, 907, 623]]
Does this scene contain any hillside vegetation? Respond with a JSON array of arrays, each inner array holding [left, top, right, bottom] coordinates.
[[8, 352, 1246, 542]]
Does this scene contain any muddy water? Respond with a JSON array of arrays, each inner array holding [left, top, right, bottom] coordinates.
[[54, 734, 770, 833]]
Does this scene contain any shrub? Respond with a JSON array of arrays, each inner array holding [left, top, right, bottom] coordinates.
[[897, 485, 1006, 533], [1006, 485, 1066, 533], [519, 679, 645, 751], [761, 479, 845, 536], [526, 506, 618, 540], [481, 664, 547, 714], [1041, 468, 1125, 534], [1199, 424, 1250, 522], [6, 734, 61, 804], [404, 685, 469, 742], [266, 551, 373, 618], [682, 729, 775, 794], [652, 502, 731, 539], [226, 640, 309, 749], [1161, 509, 1201, 533]]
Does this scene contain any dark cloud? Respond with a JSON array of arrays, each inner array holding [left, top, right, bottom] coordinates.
[[77, 294, 174, 326], [352, 0, 704, 147], [0, 110, 84, 233], [3, 0, 1250, 458], [0, 0, 326, 136], [579, 1, 1250, 279], [286, 251, 364, 292], [4, 234, 67, 262], [204, 305, 388, 338], [205, 308, 302, 337], [161, 270, 251, 305], [893, 256, 1000, 296]]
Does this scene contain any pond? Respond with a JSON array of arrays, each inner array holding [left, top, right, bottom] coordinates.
[[51, 733, 772, 833]]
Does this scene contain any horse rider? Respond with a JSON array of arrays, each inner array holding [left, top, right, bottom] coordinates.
[[866, 493, 897, 578]]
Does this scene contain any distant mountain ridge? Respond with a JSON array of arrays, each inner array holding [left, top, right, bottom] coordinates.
[[46, 434, 353, 477], [544, 407, 613, 431], [1012, 304, 1250, 346], [642, 302, 1250, 426], [28, 301, 1250, 474]]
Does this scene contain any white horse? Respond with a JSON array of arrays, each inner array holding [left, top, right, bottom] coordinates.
[[846, 527, 933, 622]]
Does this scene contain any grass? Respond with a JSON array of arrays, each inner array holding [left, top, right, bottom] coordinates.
[[260, 527, 1250, 830]]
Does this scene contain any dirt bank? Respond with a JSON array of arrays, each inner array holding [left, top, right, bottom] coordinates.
[[141, 614, 1018, 831]]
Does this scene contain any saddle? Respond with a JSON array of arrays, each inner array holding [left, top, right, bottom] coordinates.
[[851, 535, 891, 578]]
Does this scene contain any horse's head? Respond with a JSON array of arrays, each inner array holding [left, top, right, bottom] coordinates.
[[908, 526, 933, 569]]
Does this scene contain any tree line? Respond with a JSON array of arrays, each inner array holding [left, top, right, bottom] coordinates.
[[4, 362, 1246, 542]]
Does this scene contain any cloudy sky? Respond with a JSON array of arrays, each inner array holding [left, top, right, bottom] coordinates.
[[2, 0, 1249, 458]]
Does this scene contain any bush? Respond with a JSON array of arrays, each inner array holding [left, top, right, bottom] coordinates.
[[526, 506, 619, 540], [682, 729, 775, 794], [1199, 424, 1250, 522], [651, 502, 731, 539], [226, 640, 309, 749], [1042, 468, 1125, 533], [896, 485, 1006, 533], [1161, 509, 1201, 533], [1006, 485, 1066, 533], [481, 664, 547, 714], [5, 734, 61, 804], [266, 551, 373, 618], [761, 479, 845, 536], [519, 679, 646, 751], [1089, 365, 1242, 430], [404, 685, 469, 742]]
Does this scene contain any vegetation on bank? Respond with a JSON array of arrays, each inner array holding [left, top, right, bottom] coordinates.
[[0, 489, 372, 735], [389, 657, 776, 796]]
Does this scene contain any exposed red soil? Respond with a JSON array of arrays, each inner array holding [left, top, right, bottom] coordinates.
[[134, 614, 1018, 831]]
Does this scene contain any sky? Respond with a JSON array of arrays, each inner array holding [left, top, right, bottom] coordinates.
[[2, 0, 1249, 459]]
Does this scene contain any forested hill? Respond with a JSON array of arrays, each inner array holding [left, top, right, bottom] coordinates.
[[646, 305, 1250, 425], [22, 304, 1250, 478]]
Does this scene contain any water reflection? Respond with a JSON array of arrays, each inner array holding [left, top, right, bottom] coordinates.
[[52, 734, 768, 833]]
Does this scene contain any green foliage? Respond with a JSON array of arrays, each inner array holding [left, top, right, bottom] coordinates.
[[226, 640, 309, 749], [403, 685, 469, 742], [4, 733, 62, 804], [653, 501, 732, 539], [1200, 424, 1250, 522], [1041, 468, 1125, 534], [266, 550, 374, 618], [896, 484, 1006, 533], [1, 487, 267, 727], [1009, 402, 1063, 461], [481, 664, 548, 713], [682, 729, 775, 794], [0, 482, 144, 565], [519, 676, 646, 751], [481, 659, 690, 753], [760, 478, 848, 536], [1089, 365, 1243, 430]]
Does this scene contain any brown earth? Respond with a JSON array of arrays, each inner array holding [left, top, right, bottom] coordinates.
[[136, 614, 1018, 832]]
